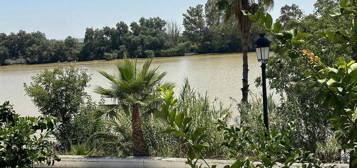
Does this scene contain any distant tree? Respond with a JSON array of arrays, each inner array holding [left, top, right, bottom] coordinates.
[[183, 4, 206, 51], [277, 4, 304, 30], [127, 17, 168, 58], [81, 28, 110, 60], [95, 60, 166, 156], [166, 21, 181, 46], [50, 40, 66, 62], [314, 0, 339, 17], [64, 36, 81, 61], [205, 0, 221, 27], [0, 46, 9, 65], [24, 67, 90, 152]]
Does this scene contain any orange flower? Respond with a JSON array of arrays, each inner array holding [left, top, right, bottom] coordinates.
[[302, 49, 321, 63]]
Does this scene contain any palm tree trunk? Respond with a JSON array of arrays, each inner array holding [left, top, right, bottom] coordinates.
[[241, 41, 249, 103], [131, 104, 149, 156], [350, 149, 357, 168], [238, 0, 251, 103]]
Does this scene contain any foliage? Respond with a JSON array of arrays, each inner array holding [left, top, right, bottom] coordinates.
[[24, 66, 90, 152], [251, 0, 357, 164], [222, 96, 321, 168], [160, 85, 321, 168], [318, 60, 357, 165], [218, 120, 321, 168], [70, 97, 106, 148], [247, 0, 355, 154], [0, 31, 81, 65], [158, 84, 224, 168], [83, 80, 230, 158], [86, 111, 133, 156], [0, 101, 59, 167], [316, 135, 340, 162], [174, 80, 231, 158], [276, 4, 304, 31], [68, 144, 92, 156], [95, 59, 167, 156]]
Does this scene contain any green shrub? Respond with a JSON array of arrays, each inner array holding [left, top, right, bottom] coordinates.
[[82, 80, 230, 158], [144, 50, 155, 58], [70, 97, 106, 148], [24, 67, 90, 152], [160, 47, 184, 57], [86, 111, 132, 156], [0, 101, 59, 167], [69, 144, 92, 156], [316, 135, 340, 162]]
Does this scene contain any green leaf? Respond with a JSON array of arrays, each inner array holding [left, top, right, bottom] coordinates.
[[327, 67, 338, 74], [230, 160, 244, 168], [318, 79, 327, 84], [264, 13, 273, 29], [169, 111, 176, 123], [175, 113, 184, 128], [352, 109, 357, 122], [330, 8, 342, 17], [294, 33, 311, 40], [349, 62, 357, 73], [340, 0, 349, 8], [273, 22, 282, 33]]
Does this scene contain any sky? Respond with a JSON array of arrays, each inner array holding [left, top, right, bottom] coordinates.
[[0, 0, 316, 40]]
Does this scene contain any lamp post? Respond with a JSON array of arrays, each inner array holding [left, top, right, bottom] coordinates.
[[255, 33, 271, 131]]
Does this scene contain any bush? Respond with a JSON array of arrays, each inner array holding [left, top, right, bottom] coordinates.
[[24, 67, 90, 152], [144, 50, 155, 58], [160, 47, 184, 57], [158, 80, 231, 161], [70, 97, 106, 148], [0, 101, 59, 167]]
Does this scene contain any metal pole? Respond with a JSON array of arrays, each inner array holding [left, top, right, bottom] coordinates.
[[261, 62, 269, 132]]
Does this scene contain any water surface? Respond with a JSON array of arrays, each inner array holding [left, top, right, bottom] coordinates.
[[0, 53, 262, 116]]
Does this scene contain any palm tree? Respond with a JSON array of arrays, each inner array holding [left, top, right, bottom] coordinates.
[[217, 0, 274, 102], [95, 59, 166, 156]]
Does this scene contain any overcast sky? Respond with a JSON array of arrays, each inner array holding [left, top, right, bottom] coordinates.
[[0, 0, 316, 39]]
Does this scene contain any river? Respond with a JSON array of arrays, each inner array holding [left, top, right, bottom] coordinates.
[[0, 53, 263, 116]]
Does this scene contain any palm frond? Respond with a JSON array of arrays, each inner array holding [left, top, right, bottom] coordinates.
[[217, 0, 274, 22], [140, 59, 153, 77], [94, 86, 115, 98], [97, 59, 168, 114], [118, 60, 136, 81], [98, 70, 128, 91]]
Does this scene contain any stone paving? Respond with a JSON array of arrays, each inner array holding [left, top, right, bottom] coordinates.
[[35, 155, 350, 168]]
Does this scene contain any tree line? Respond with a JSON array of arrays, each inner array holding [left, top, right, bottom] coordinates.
[[0, 0, 260, 66]]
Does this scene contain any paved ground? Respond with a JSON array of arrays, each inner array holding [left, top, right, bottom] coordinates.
[[35, 155, 349, 168]]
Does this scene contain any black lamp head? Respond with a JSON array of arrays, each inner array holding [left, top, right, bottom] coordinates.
[[255, 33, 270, 48]]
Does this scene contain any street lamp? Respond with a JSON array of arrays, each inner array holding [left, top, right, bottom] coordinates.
[[255, 33, 271, 131]]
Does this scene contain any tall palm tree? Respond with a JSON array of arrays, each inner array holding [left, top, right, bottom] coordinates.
[[95, 59, 166, 156], [217, 0, 274, 102]]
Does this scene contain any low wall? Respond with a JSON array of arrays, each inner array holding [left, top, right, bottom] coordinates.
[[35, 155, 349, 168]]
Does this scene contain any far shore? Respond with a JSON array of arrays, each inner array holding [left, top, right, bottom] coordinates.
[[0, 52, 257, 71]]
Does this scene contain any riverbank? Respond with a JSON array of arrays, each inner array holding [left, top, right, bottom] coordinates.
[[0, 53, 249, 71]]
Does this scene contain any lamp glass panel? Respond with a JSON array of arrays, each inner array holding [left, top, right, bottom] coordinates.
[[256, 48, 262, 61], [261, 47, 270, 60]]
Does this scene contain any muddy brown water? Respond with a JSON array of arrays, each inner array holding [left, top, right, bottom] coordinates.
[[0, 53, 264, 117]]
